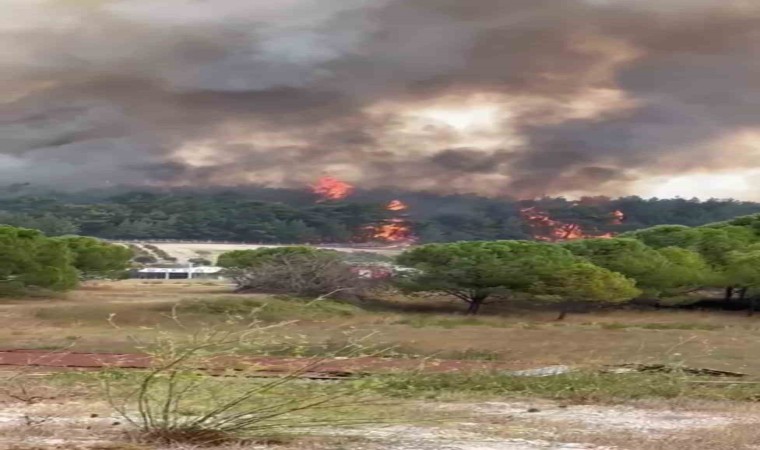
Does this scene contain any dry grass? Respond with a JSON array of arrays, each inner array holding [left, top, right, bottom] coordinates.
[[4, 254, 760, 448], [2, 281, 760, 373]]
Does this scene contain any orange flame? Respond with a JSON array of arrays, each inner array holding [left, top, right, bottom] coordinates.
[[370, 219, 413, 242], [520, 207, 621, 242], [312, 176, 354, 201], [363, 199, 414, 244], [387, 200, 408, 211], [610, 210, 625, 225]]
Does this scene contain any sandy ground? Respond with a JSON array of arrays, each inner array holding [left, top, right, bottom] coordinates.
[[2, 398, 759, 449], [124, 242, 403, 263]]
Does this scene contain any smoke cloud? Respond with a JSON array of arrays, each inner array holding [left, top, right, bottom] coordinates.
[[2, 0, 759, 197]]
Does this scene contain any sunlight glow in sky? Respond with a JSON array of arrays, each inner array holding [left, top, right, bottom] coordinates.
[[634, 171, 759, 200]]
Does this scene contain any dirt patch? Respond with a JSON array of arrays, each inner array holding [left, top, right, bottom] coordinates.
[[2, 398, 758, 450], [137, 242, 402, 264], [443, 401, 745, 434], [330, 425, 612, 449], [0, 350, 521, 377]]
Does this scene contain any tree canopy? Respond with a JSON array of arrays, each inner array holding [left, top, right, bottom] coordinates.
[[217, 246, 333, 269], [562, 238, 678, 294], [219, 246, 361, 297], [2, 188, 760, 244], [724, 250, 760, 289], [397, 241, 578, 314], [0, 226, 78, 294], [622, 225, 702, 249], [57, 236, 133, 278], [531, 262, 640, 318]]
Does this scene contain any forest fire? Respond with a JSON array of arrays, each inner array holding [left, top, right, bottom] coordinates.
[[387, 200, 408, 211], [312, 176, 354, 201], [520, 207, 620, 242], [370, 219, 414, 242], [611, 210, 625, 225], [310, 178, 414, 244], [367, 200, 414, 244]]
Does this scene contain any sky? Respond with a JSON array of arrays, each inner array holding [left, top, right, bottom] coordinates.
[[1, 0, 760, 199]]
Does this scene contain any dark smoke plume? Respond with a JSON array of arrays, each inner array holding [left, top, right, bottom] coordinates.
[[2, 0, 759, 197]]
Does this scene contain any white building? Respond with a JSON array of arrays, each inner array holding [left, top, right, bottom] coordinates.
[[135, 266, 225, 280]]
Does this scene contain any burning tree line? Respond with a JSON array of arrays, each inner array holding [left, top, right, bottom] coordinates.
[[314, 176, 627, 244], [519, 206, 625, 241], [2, 183, 758, 244], [312, 176, 415, 245]]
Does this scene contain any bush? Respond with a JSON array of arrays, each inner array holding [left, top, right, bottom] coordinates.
[[57, 236, 133, 279], [144, 244, 175, 261], [189, 257, 212, 266], [134, 255, 158, 264], [102, 320, 379, 444], [220, 247, 365, 297], [0, 226, 79, 294]]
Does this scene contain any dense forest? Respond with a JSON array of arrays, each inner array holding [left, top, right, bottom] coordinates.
[[1, 184, 760, 244]]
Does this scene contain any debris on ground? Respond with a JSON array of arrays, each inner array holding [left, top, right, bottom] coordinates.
[[604, 364, 747, 378], [509, 365, 576, 377], [440, 401, 749, 434]]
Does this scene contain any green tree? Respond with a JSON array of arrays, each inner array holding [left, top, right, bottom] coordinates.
[[217, 246, 327, 269], [0, 226, 78, 294], [0, 213, 80, 236], [532, 262, 640, 319], [694, 227, 756, 300], [397, 241, 582, 314], [622, 225, 701, 249], [692, 227, 755, 268], [626, 224, 754, 300], [562, 238, 695, 296], [724, 250, 760, 315], [656, 246, 718, 290], [58, 237, 133, 279]]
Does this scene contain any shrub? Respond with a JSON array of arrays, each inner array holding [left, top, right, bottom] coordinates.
[[103, 320, 379, 444], [189, 257, 213, 266], [57, 236, 133, 279], [0, 225, 79, 294], [220, 247, 364, 297]]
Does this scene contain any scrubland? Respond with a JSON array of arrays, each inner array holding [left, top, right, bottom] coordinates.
[[3, 280, 760, 449]]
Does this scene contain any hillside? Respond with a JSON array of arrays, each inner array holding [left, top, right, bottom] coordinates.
[[1, 186, 760, 244]]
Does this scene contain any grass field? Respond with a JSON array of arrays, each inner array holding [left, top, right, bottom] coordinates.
[[4, 280, 760, 373], [4, 280, 760, 449]]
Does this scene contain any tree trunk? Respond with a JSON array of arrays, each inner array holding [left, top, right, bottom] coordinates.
[[739, 287, 748, 301], [725, 286, 734, 302], [556, 309, 568, 321], [749, 296, 757, 317], [466, 294, 487, 315]]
